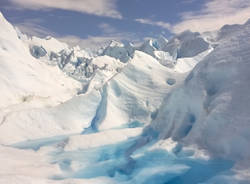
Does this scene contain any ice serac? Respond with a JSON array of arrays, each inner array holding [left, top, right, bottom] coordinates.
[[138, 36, 168, 58], [163, 31, 209, 59], [137, 34, 210, 69], [139, 39, 156, 57], [154, 35, 169, 50], [27, 37, 128, 90], [138, 37, 178, 67], [102, 40, 135, 63], [26, 37, 93, 82], [151, 20, 250, 163]]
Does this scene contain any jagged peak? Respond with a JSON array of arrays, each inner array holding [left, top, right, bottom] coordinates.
[[0, 11, 11, 26], [246, 18, 250, 25], [0, 11, 22, 44], [108, 40, 124, 47], [157, 35, 168, 43], [0, 11, 4, 19], [45, 36, 53, 40]]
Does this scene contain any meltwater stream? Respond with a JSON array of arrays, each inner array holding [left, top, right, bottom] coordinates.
[[12, 126, 234, 184]]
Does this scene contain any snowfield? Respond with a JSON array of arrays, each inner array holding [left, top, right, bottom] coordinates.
[[0, 11, 250, 184]]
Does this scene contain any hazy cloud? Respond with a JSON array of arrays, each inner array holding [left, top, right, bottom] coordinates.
[[58, 35, 121, 49], [135, 18, 171, 29], [58, 32, 140, 49], [98, 23, 117, 34], [9, 0, 122, 19], [15, 18, 57, 38], [135, 0, 250, 34], [172, 0, 250, 33]]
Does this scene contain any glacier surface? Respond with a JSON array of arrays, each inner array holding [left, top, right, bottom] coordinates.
[[0, 11, 250, 184]]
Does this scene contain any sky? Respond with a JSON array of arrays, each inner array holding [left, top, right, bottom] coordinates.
[[0, 0, 250, 48]]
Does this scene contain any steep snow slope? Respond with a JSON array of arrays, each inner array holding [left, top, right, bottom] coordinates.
[[0, 12, 81, 109], [151, 19, 250, 166]]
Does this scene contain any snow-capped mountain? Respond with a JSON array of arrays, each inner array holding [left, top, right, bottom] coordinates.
[[0, 11, 250, 184]]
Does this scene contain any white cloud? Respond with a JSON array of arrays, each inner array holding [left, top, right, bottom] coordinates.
[[58, 35, 118, 49], [15, 18, 57, 38], [15, 22, 130, 49], [135, 18, 171, 29], [58, 32, 139, 49], [135, 0, 250, 34], [15, 22, 125, 49], [9, 0, 122, 19], [172, 0, 250, 33], [14, 19, 137, 50]]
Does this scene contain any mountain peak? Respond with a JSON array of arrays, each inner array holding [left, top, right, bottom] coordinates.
[[108, 40, 124, 47], [0, 11, 10, 26], [0, 11, 3, 19]]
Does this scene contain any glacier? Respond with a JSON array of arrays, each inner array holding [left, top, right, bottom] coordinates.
[[0, 11, 250, 184], [151, 20, 250, 161]]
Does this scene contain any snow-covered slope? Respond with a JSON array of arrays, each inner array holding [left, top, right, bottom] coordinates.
[[94, 50, 185, 131], [0, 12, 82, 109], [0, 12, 81, 109]]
